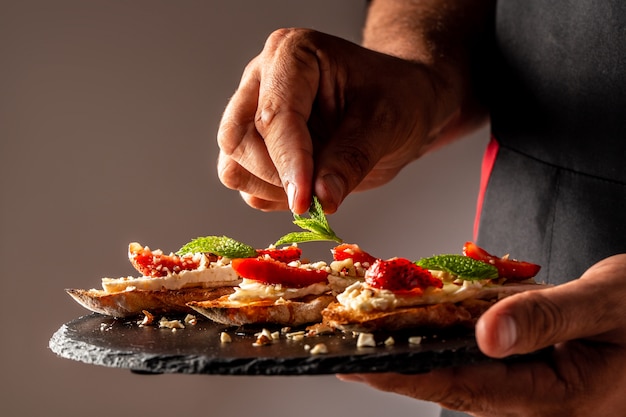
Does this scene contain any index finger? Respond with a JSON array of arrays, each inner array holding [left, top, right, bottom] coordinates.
[[253, 29, 325, 214], [217, 61, 282, 189]]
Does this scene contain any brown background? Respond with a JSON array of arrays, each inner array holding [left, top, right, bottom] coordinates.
[[0, 1, 487, 416]]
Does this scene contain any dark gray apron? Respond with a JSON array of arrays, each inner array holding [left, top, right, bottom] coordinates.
[[442, 1, 625, 416]]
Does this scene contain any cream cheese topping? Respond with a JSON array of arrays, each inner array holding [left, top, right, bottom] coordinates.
[[101, 262, 240, 293], [336, 280, 488, 313], [227, 278, 330, 303]]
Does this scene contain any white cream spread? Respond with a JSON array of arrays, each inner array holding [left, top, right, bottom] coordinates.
[[227, 278, 329, 303], [101, 262, 240, 292], [336, 279, 488, 313]]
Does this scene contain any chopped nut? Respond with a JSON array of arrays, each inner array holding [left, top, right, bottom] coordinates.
[[305, 322, 335, 337], [220, 332, 232, 343], [285, 330, 306, 341], [184, 314, 197, 325], [384, 336, 395, 346], [253, 334, 272, 347], [159, 317, 185, 329], [356, 332, 376, 348], [309, 343, 328, 355], [255, 328, 273, 339], [408, 336, 423, 345], [138, 310, 155, 326]]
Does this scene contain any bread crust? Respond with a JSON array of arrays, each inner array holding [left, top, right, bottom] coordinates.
[[66, 287, 234, 318], [322, 298, 495, 333], [188, 294, 336, 327]]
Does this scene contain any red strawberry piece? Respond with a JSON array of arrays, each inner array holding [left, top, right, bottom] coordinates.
[[331, 243, 377, 266], [365, 257, 442, 292], [256, 245, 302, 263], [231, 257, 328, 288], [128, 242, 200, 278]]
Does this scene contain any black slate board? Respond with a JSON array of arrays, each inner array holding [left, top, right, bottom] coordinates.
[[49, 313, 506, 375]]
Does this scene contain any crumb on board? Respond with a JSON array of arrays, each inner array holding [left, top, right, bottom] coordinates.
[[159, 317, 185, 330], [184, 314, 197, 325], [356, 332, 376, 348], [408, 336, 423, 345], [309, 343, 328, 355], [253, 334, 272, 347], [138, 310, 155, 326]]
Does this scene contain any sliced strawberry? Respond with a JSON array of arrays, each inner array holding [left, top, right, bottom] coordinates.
[[463, 241, 541, 281], [128, 242, 200, 278], [365, 257, 442, 292], [231, 257, 328, 288], [331, 243, 377, 265], [256, 245, 302, 263]]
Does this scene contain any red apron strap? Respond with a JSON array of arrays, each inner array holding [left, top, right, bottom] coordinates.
[[473, 136, 500, 240]]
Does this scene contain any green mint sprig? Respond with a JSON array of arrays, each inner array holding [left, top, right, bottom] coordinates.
[[176, 235, 257, 259], [274, 196, 343, 245], [416, 254, 499, 280]]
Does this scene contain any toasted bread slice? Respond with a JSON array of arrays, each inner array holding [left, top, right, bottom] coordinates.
[[323, 281, 550, 333], [66, 287, 234, 318], [322, 298, 495, 333], [188, 293, 336, 327]]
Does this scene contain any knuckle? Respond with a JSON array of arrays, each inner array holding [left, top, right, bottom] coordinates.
[[264, 28, 294, 47], [519, 291, 567, 348], [216, 155, 245, 191], [241, 54, 260, 76], [264, 28, 316, 51], [217, 119, 259, 160], [261, 28, 321, 83], [216, 122, 241, 156]]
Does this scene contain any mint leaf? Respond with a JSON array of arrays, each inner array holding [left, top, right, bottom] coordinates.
[[308, 196, 329, 228], [416, 254, 499, 280], [275, 231, 333, 245], [274, 196, 343, 245], [292, 218, 328, 235], [177, 235, 257, 258]]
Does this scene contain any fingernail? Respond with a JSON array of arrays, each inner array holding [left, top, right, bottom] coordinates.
[[322, 174, 345, 209], [496, 314, 518, 353], [286, 182, 296, 212]]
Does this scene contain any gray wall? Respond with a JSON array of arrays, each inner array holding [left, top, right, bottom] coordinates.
[[1, 1, 488, 416]]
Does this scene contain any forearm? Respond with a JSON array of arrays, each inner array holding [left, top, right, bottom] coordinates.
[[363, 0, 495, 144]]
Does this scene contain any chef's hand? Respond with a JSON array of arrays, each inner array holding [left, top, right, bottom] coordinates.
[[217, 28, 458, 214], [338, 254, 626, 416]]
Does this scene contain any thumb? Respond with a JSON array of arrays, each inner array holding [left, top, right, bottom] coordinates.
[[475, 257, 626, 358], [312, 108, 415, 213], [312, 127, 377, 214]]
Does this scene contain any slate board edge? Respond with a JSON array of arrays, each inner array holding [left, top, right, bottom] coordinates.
[[48, 317, 494, 376]]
